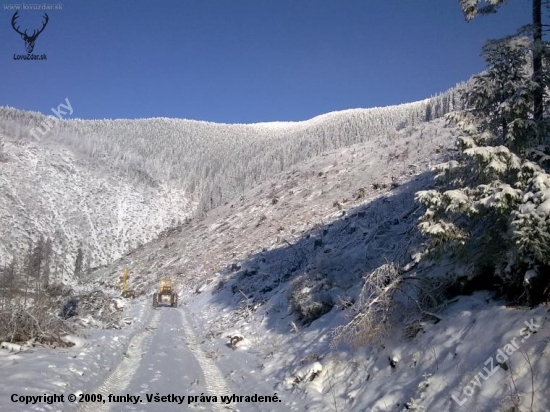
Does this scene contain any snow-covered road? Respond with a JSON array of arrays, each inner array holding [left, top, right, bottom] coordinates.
[[120, 308, 212, 411], [0, 294, 297, 412], [76, 303, 285, 412]]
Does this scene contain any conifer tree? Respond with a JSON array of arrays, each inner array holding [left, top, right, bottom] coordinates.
[[416, 1, 550, 302]]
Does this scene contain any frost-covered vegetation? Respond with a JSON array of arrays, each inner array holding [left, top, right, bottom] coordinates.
[[0, 239, 124, 348], [0, 132, 192, 278], [1, 88, 460, 215], [417, 0, 550, 304], [0, 88, 461, 278]]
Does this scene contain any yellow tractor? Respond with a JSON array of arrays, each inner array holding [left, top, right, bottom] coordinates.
[[152, 277, 178, 308]]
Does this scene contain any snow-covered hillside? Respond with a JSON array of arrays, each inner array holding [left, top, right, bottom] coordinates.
[[0, 133, 193, 282], [0, 89, 460, 278], [85, 119, 457, 295], [1, 118, 548, 412], [0, 88, 461, 215]]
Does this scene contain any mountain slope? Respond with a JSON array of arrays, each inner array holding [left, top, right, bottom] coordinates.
[[82, 118, 549, 412], [1, 88, 460, 214], [1, 117, 547, 412], [68, 116, 550, 412], [0, 134, 193, 281], [0, 89, 460, 277], [85, 118, 455, 301]]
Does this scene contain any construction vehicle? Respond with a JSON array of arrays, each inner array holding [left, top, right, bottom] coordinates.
[[152, 277, 178, 308]]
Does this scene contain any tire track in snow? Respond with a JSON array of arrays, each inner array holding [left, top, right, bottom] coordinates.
[[179, 309, 236, 412], [77, 308, 160, 412]]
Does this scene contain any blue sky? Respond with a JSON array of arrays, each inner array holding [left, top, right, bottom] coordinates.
[[0, 0, 532, 123]]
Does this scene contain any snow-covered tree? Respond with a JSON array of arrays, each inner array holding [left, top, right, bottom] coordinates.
[[416, 3, 550, 303], [460, 0, 544, 123], [0, 134, 6, 162]]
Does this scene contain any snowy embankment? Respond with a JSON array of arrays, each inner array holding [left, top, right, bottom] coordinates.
[[184, 284, 549, 412]]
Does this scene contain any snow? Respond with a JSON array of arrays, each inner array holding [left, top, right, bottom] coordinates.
[[176, 285, 550, 412], [537, 198, 550, 215], [0, 136, 193, 282], [0, 103, 548, 412], [443, 189, 470, 212]]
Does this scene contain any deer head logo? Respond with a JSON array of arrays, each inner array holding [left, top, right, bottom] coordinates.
[[11, 11, 49, 54]]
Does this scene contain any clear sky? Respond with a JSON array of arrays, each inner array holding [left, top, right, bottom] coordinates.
[[0, 0, 533, 123]]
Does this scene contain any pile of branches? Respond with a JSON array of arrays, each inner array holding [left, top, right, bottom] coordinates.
[[330, 264, 444, 348], [0, 288, 125, 348], [69, 289, 124, 329], [0, 299, 74, 347]]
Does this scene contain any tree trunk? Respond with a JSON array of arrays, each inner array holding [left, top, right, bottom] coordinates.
[[532, 0, 543, 122]]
